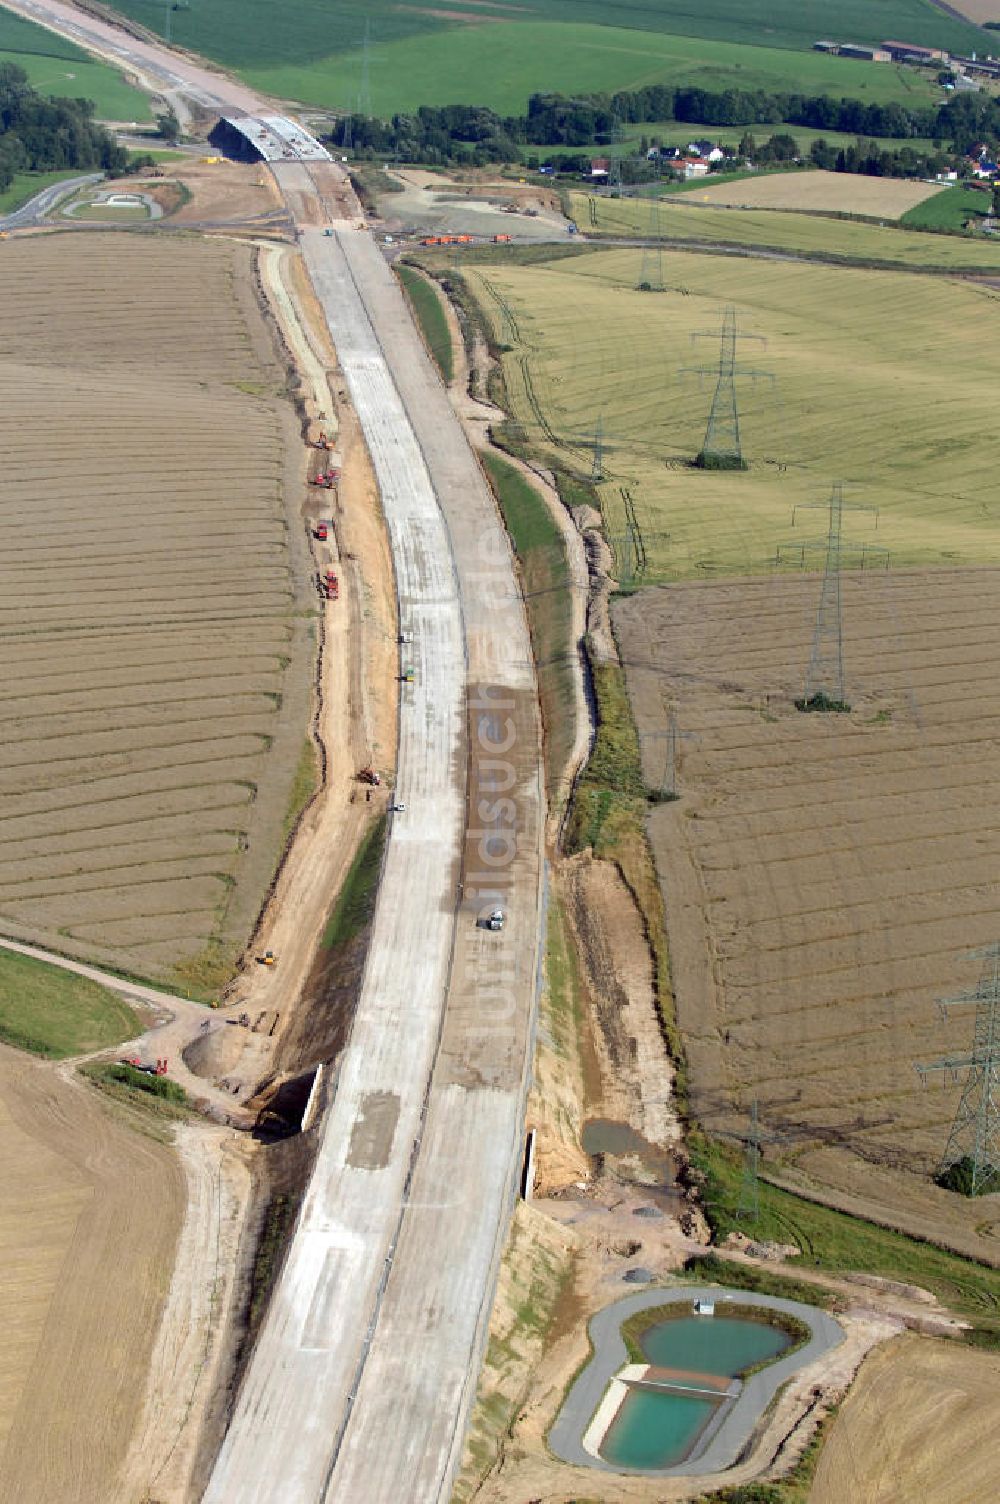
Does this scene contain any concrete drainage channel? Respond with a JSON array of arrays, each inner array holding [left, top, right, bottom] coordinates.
[[549, 1285, 845, 1477]]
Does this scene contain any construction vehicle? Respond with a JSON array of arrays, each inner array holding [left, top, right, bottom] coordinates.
[[313, 433, 334, 451], [258, 950, 277, 967], [359, 766, 381, 786], [324, 570, 340, 601], [310, 471, 336, 488], [314, 520, 329, 541], [401, 667, 415, 683], [120, 1055, 169, 1075]]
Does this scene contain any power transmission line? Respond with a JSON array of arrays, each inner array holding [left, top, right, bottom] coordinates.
[[683, 306, 770, 470], [917, 943, 1000, 1195], [789, 483, 887, 713]]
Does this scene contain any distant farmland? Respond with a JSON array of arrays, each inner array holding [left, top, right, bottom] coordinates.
[[100, 0, 963, 114], [570, 192, 1000, 271], [617, 569, 1000, 1260], [0, 8, 150, 119], [683, 169, 945, 218], [0, 235, 312, 992], [463, 246, 1000, 580]]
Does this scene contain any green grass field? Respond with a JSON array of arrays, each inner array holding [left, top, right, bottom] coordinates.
[[0, 947, 139, 1057], [0, 11, 150, 119], [465, 244, 1000, 580], [250, 25, 944, 117], [103, 0, 964, 114], [901, 182, 994, 231], [570, 190, 1000, 269]]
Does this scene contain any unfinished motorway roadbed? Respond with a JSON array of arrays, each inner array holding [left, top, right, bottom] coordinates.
[[207, 226, 544, 1503]]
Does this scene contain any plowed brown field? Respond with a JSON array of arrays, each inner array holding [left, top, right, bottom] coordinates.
[[0, 235, 312, 988], [0, 1046, 183, 1500], [616, 567, 1000, 1255]]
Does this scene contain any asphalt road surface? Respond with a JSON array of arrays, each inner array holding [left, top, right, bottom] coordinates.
[[0, 6, 546, 1497], [0, 171, 100, 230]]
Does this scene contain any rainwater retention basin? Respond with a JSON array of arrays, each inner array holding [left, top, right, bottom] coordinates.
[[549, 1286, 845, 1478]]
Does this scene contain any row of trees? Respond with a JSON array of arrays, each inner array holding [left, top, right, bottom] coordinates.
[[0, 62, 127, 194], [332, 83, 1000, 171]]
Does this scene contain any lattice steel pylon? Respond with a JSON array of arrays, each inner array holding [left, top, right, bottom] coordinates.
[[590, 414, 606, 483], [796, 483, 886, 709], [917, 944, 1000, 1195], [684, 306, 767, 470], [638, 197, 664, 291], [804, 483, 847, 706]]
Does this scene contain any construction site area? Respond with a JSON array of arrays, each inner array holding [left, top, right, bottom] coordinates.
[[3, 0, 1000, 1500]]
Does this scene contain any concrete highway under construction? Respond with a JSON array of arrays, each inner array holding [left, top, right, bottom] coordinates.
[[0, 2, 545, 1499]]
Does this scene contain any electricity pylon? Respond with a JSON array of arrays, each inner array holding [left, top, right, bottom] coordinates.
[[917, 944, 1000, 1195], [638, 197, 665, 291], [791, 483, 886, 711], [683, 307, 769, 470], [639, 707, 695, 798], [589, 414, 605, 482]]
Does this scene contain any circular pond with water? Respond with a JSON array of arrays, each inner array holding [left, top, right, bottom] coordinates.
[[549, 1285, 844, 1477]]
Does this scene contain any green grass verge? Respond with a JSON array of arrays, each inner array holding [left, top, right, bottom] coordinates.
[[691, 1134, 1000, 1322], [0, 9, 151, 119], [901, 183, 994, 231], [321, 815, 387, 950], [543, 891, 585, 1061], [0, 947, 139, 1058], [396, 265, 454, 384], [566, 655, 645, 855], [480, 449, 576, 804], [81, 1061, 190, 1127], [283, 737, 320, 840], [0, 168, 87, 214], [680, 1253, 835, 1311]]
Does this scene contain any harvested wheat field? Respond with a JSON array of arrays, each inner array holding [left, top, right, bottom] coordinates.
[[683, 169, 945, 217], [0, 1045, 183, 1500], [811, 1334, 1000, 1503], [0, 235, 312, 991], [466, 248, 1000, 582], [616, 567, 1000, 1259]]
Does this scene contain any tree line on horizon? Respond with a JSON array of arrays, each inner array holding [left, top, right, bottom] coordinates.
[[0, 63, 127, 195], [332, 84, 1000, 169]]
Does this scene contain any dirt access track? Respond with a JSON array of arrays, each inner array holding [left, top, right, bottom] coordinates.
[[616, 567, 1000, 1264]]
